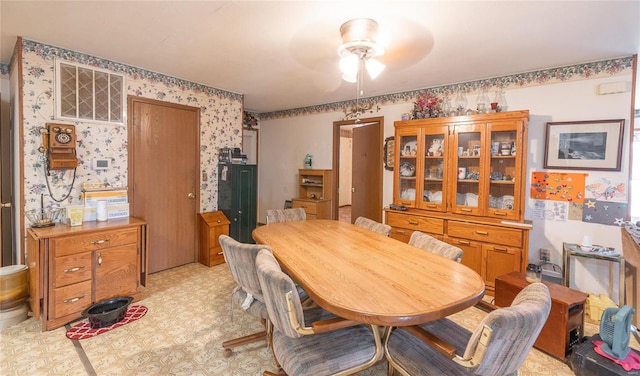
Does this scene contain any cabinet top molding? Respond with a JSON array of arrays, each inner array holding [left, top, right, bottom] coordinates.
[[395, 110, 530, 127]]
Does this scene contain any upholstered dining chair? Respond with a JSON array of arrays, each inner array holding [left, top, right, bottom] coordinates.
[[266, 207, 306, 224], [354, 216, 392, 236], [219, 235, 272, 357], [385, 282, 551, 376], [256, 249, 384, 376], [409, 230, 464, 262]]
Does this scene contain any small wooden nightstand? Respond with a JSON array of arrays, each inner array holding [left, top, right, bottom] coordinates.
[[198, 212, 230, 267], [495, 272, 588, 360]]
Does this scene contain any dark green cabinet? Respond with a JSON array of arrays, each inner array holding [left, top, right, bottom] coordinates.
[[217, 163, 257, 244]]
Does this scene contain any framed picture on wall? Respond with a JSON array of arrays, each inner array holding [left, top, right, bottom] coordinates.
[[544, 119, 625, 171], [384, 136, 394, 171]]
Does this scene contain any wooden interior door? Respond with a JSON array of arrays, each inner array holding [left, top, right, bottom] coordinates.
[[129, 97, 199, 273], [332, 117, 383, 222], [351, 122, 383, 222]]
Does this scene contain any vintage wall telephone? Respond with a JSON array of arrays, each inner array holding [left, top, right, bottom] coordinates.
[[38, 123, 79, 202], [39, 123, 79, 170]]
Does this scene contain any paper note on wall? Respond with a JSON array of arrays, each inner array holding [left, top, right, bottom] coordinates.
[[532, 200, 568, 221], [582, 200, 627, 226], [584, 177, 626, 203], [530, 172, 586, 203]]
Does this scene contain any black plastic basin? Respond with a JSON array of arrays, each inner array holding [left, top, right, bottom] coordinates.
[[83, 296, 133, 329]]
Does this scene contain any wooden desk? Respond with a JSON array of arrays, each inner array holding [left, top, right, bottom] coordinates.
[[252, 220, 485, 327]]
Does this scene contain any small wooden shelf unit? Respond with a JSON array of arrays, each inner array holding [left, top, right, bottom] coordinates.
[[292, 169, 333, 219]]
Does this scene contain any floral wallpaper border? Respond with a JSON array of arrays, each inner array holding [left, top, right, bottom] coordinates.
[[21, 39, 242, 102], [259, 56, 634, 121]]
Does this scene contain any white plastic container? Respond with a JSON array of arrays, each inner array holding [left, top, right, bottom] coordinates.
[[0, 304, 28, 329]]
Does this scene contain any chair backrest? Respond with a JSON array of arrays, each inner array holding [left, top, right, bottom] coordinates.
[[219, 234, 271, 298], [266, 208, 306, 224], [408, 231, 463, 262], [465, 282, 551, 375], [255, 249, 306, 338], [354, 216, 392, 236]]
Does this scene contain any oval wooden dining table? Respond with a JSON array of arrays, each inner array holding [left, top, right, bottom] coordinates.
[[252, 220, 485, 327]]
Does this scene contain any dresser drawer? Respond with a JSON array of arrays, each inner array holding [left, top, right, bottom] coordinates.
[[292, 199, 317, 214], [447, 221, 523, 247], [53, 227, 138, 256], [389, 227, 413, 243], [54, 252, 92, 287], [51, 280, 92, 318], [386, 212, 444, 235]]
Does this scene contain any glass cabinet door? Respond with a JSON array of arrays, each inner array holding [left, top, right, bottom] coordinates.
[[486, 120, 524, 220], [451, 123, 485, 216], [418, 125, 449, 212], [394, 128, 420, 208]]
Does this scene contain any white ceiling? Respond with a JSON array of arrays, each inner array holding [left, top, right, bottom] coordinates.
[[2, 1, 639, 114]]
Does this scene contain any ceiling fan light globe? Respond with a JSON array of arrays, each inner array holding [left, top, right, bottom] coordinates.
[[365, 58, 385, 80], [339, 54, 360, 76], [341, 72, 357, 83]]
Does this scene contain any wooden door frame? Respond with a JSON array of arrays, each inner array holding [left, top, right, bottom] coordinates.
[[2, 39, 25, 265], [127, 95, 201, 266], [332, 116, 384, 220]]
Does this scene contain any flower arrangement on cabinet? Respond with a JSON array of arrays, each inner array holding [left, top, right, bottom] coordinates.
[[243, 111, 258, 128], [412, 92, 443, 119]]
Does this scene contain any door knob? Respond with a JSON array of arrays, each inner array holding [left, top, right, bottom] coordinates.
[[187, 193, 195, 199], [1, 202, 11, 208]]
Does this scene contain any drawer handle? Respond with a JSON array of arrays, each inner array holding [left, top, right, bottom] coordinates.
[[217, 251, 223, 255], [408, 220, 419, 225], [97, 252, 102, 266], [90, 239, 110, 245], [493, 246, 508, 252], [461, 208, 472, 212], [63, 295, 85, 304], [494, 211, 508, 216], [475, 230, 489, 235], [63, 266, 85, 273], [426, 204, 436, 208], [458, 240, 471, 245], [396, 230, 407, 235], [300, 205, 307, 208]]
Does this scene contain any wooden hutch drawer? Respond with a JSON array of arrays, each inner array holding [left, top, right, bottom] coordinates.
[[386, 212, 444, 234], [292, 199, 318, 214], [447, 221, 522, 247], [389, 227, 413, 243], [292, 198, 331, 219], [51, 280, 92, 318], [54, 252, 92, 287], [53, 227, 138, 257]]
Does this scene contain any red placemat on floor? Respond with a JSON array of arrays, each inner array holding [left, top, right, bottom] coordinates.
[[66, 305, 148, 340]]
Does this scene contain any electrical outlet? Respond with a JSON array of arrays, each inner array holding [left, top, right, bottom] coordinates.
[[539, 248, 551, 263]]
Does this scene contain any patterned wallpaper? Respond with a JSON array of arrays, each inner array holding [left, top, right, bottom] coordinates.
[[7, 38, 634, 226], [19, 39, 243, 218], [259, 56, 634, 121]]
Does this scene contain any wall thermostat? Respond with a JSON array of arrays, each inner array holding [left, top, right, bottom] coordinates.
[[92, 158, 111, 170]]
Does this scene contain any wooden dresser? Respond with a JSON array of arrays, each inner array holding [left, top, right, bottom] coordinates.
[[27, 217, 148, 331]]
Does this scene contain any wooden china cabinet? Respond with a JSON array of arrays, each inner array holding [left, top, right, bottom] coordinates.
[[387, 110, 531, 294]]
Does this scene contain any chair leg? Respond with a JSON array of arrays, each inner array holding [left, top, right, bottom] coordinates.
[[263, 370, 286, 376], [222, 330, 268, 357]]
